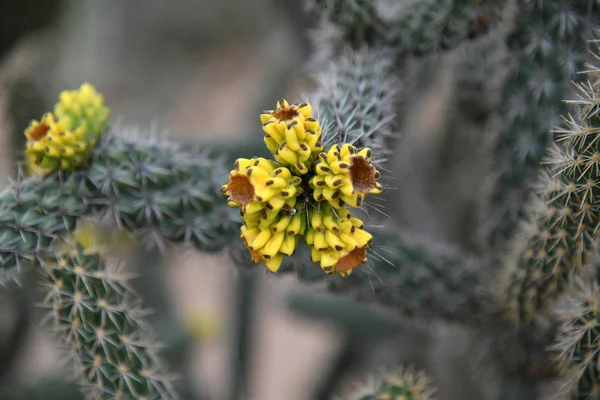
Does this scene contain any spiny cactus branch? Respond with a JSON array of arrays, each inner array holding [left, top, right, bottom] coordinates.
[[0, 169, 90, 280], [40, 245, 177, 399], [308, 45, 398, 164], [86, 129, 239, 253], [486, 1, 600, 250], [503, 52, 600, 324], [307, 0, 505, 55]]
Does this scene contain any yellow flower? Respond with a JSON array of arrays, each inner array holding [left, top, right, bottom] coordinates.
[[310, 143, 382, 209], [221, 157, 303, 214], [306, 205, 372, 277], [260, 99, 323, 175], [24, 83, 109, 174], [25, 112, 94, 173]]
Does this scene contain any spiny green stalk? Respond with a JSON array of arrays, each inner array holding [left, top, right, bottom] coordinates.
[[349, 366, 436, 400], [486, 1, 600, 250], [307, 0, 504, 54], [308, 45, 398, 164], [292, 226, 494, 325], [40, 244, 177, 399], [551, 279, 600, 400], [85, 128, 239, 253], [0, 170, 89, 280], [502, 55, 600, 324]]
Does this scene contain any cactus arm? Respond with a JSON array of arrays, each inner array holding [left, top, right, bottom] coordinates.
[[307, 0, 504, 55], [308, 45, 399, 164], [40, 244, 177, 399], [485, 1, 600, 250], [503, 56, 600, 323], [85, 131, 238, 253]]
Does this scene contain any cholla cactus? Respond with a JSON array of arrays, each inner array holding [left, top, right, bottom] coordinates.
[[9, 1, 600, 399]]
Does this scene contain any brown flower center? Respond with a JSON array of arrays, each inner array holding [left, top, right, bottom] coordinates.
[[228, 175, 255, 205], [349, 156, 377, 193], [271, 106, 299, 121], [29, 123, 50, 141], [334, 247, 367, 274]]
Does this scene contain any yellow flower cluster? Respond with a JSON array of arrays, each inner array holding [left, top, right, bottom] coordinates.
[[311, 143, 382, 209], [223, 99, 383, 277], [24, 83, 109, 175]]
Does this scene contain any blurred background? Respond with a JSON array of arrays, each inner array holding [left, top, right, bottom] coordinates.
[[0, 0, 512, 399]]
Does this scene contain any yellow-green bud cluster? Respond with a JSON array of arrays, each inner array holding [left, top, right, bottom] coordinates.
[[260, 99, 323, 175], [24, 83, 109, 174], [224, 99, 383, 277], [306, 206, 372, 277], [310, 143, 382, 209]]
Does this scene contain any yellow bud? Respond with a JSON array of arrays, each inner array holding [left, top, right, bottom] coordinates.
[[279, 235, 297, 256], [260, 232, 286, 258], [265, 254, 284, 273]]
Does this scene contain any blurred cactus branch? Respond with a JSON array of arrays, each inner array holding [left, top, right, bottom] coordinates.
[[307, 0, 506, 54], [485, 1, 600, 251]]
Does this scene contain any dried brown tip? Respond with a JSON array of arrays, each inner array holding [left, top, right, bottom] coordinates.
[[228, 174, 255, 205], [349, 156, 378, 193], [335, 247, 366, 274], [28, 123, 51, 141], [271, 105, 299, 121]]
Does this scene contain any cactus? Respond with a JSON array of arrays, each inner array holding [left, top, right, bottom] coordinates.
[[502, 61, 600, 324], [8, 1, 600, 398], [486, 1, 600, 250], [40, 242, 176, 399]]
